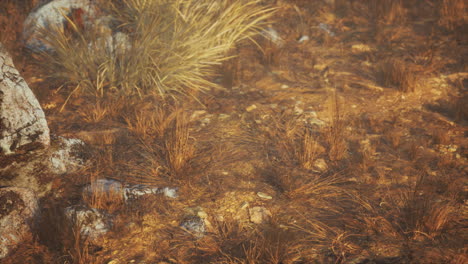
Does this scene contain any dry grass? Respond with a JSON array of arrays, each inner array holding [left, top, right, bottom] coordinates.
[[297, 127, 321, 170], [366, 0, 407, 25], [378, 58, 420, 93], [125, 103, 179, 141], [164, 111, 195, 177], [324, 91, 347, 161], [38, 0, 274, 103], [439, 0, 467, 30], [82, 176, 125, 214]]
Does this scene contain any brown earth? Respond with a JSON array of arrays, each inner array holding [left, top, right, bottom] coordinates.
[[0, 0, 467, 263]]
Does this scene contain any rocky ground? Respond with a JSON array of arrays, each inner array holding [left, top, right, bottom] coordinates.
[[0, 0, 467, 263]]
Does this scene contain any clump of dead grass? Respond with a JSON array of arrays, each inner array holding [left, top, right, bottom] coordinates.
[[378, 58, 420, 93], [439, 0, 467, 30], [325, 91, 348, 161], [38, 0, 274, 103]]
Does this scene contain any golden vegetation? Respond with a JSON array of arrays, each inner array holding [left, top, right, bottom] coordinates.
[[38, 0, 274, 103], [1, 0, 466, 263]]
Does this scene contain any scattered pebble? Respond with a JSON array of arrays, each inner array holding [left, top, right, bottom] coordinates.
[[313, 158, 328, 172], [249, 206, 271, 224], [262, 27, 284, 47], [246, 104, 257, 112], [318, 23, 335, 36], [298, 35, 310, 43], [257, 192, 272, 200], [351, 44, 373, 53]]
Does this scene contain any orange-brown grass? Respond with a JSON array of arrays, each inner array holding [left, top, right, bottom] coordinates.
[[439, 0, 467, 30], [378, 58, 419, 93], [82, 175, 125, 214], [165, 111, 195, 177], [77, 96, 127, 123], [297, 127, 321, 170], [125, 104, 179, 141], [431, 128, 451, 145], [0, 234, 54, 264], [125, 108, 195, 182], [188, 218, 301, 264], [387, 174, 457, 240], [325, 90, 347, 161]]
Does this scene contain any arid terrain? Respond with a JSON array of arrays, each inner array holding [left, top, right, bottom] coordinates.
[[0, 0, 467, 263]]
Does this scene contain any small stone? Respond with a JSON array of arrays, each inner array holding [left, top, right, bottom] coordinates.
[[246, 104, 257, 112], [262, 27, 284, 47], [65, 205, 111, 241], [257, 192, 272, 200], [294, 105, 304, 115], [249, 207, 271, 224], [281, 84, 289, 89], [190, 110, 207, 120], [298, 35, 310, 43], [351, 44, 373, 53], [218, 114, 230, 120], [313, 159, 328, 172], [180, 216, 205, 237], [240, 201, 249, 210]]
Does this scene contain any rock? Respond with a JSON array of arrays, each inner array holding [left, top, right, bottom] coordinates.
[[249, 206, 271, 224], [124, 185, 178, 200], [65, 205, 111, 241], [0, 44, 50, 155], [351, 44, 373, 53], [318, 23, 335, 36], [298, 35, 310, 43], [256, 192, 272, 200], [246, 104, 257, 112], [312, 158, 328, 172], [49, 136, 87, 174], [0, 187, 38, 259], [180, 207, 209, 237], [23, 0, 99, 51], [83, 178, 178, 202], [262, 27, 284, 47], [180, 216, 206, 237], [95, 31, 131, 56]]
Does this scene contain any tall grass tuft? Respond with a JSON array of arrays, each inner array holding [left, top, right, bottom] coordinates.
[[37, 0, 274, 103]]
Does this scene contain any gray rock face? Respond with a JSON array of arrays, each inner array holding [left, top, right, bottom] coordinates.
[[0, 187, 38, 259], [23, 0, 98, 51], [49, 137, 87, 174], [65, 205, 111, 242], [0, 44, 50, 155]]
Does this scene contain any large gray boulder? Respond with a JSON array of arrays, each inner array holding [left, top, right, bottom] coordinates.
[[0, 187, 39, 259], [0, 44, 50, 155]]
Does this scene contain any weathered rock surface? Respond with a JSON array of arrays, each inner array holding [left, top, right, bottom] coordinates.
[[0, 44, 50, 154], [65, 205, 111, 242], [49, 136, 87, 174], [0, 187, 38, 259], [23, 0, 98, 51], [83, 178, 178, 202]]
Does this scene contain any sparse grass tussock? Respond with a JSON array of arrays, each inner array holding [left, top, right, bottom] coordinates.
[[378, 58, 419, 93], [38, 0, 274, 103], [297, 127, 321, 170], [325, 91, 347, 161], [164, 111, 195, 177], [439, 0, 467, 30]]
